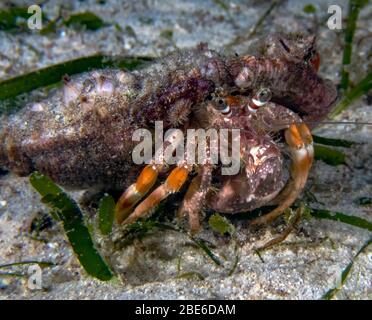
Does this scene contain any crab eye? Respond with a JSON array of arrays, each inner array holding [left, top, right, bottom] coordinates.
[[213, 98, 231, 115], [252, 88, 272, 106], [247, 88, 272, 113]]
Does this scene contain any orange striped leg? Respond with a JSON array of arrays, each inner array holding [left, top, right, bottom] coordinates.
[[122, 164, 192, 225], [115, 164, 163, 224], [251, 123, 314, 225], [115, 128, 185, 224]]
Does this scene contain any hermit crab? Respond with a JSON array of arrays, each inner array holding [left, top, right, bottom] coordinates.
[[0, 33, 337, 242]]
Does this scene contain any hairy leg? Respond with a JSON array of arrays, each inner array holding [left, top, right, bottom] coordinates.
[[115, 163, 164, 223], [115, 130, 184, 223], [251, 123, 313, 225], [122, 163, 192, 225], [255, 205, 304, 251], [178, 164, 213, 233]]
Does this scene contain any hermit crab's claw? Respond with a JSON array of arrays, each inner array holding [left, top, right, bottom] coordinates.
[[251, 123, 314, 225], [115, 164, 161, 224], [121, 164, 191, 225]]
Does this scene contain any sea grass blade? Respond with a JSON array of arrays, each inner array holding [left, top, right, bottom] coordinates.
[[64, 12, 105, 30], [226, 0, 279, 48], [98, 194, 115, 236], [354, 197, 372, 206], [193, 238, 222, 266], [155, 222, 222, 266], [0, 55, 152, 101], [0, 260, 54, 269], [176, 271, 205, 280], [0, 7, 29, 31], [339, 0, 368, 91], [331, 72, 372, 117], [249, 0, 279, 37], [312, 135, 355, 148], [29, 172, 113, 281], [0, 272, 28, 278], [314, 145, 347, 166], [322, 236, 371, 299], [309, 207, 372, 231]]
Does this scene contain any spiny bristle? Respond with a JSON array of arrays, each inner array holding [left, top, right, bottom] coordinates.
[[168, 99, 192, 126], [63, 82, 82, 106], [94, 75, 116, 96], [63, 72, 119, 107]]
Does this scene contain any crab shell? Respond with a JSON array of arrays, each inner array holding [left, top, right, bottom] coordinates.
[[206, 137, 285, 213]]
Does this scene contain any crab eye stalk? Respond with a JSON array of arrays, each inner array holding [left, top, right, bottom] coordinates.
[[253, 88, 272, 106], [213, 98, 231, 115], [247, 88, 272, 113]]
